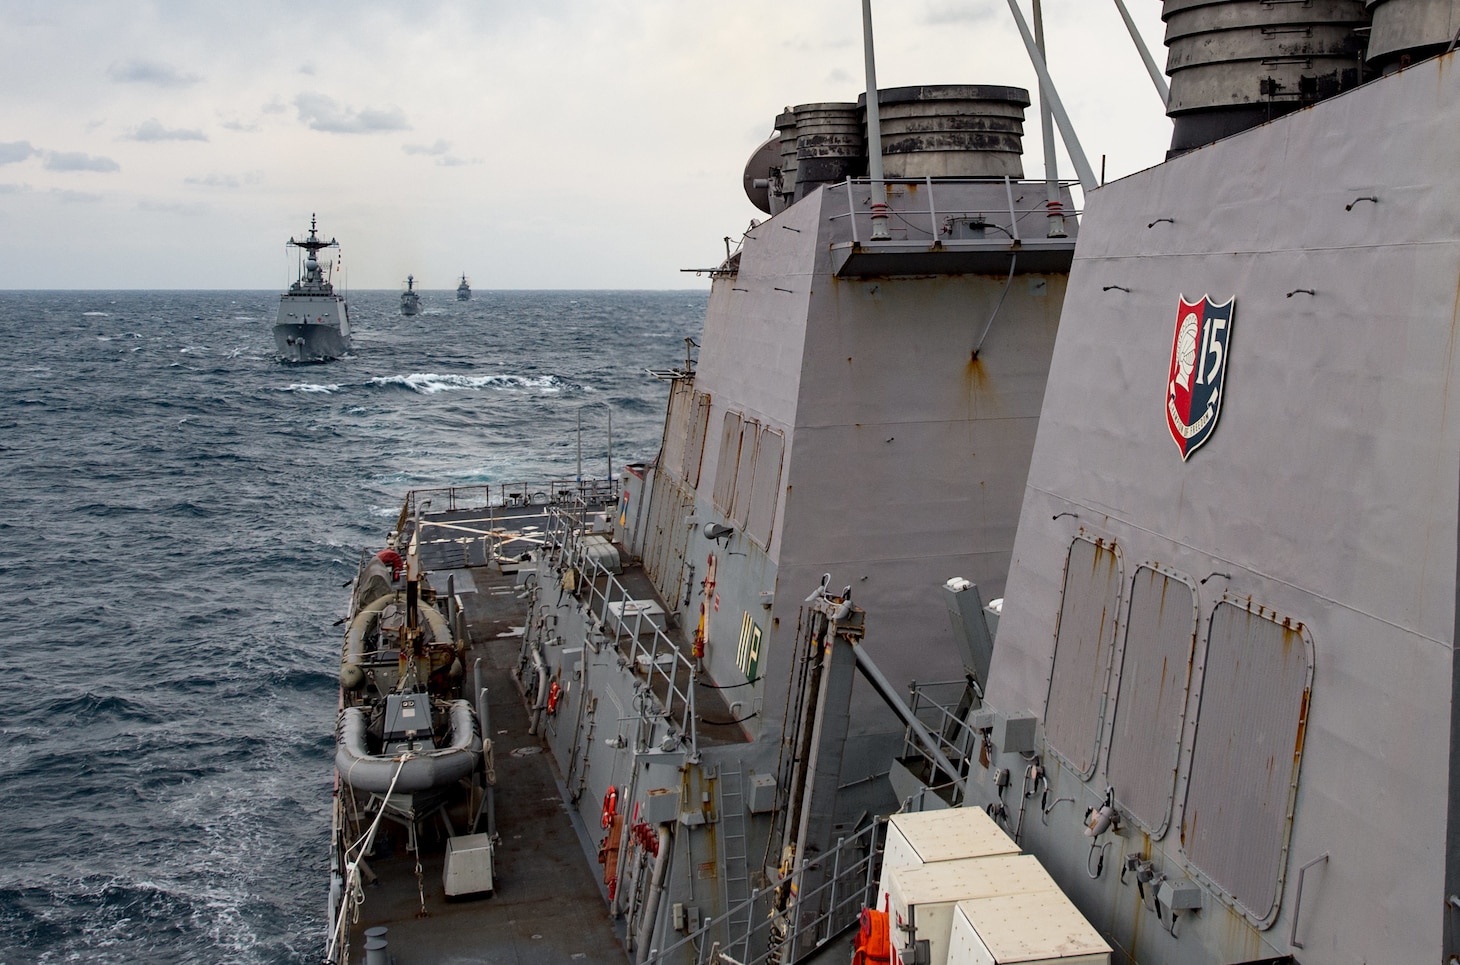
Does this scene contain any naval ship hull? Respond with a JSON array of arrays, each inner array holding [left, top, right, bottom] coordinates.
[[273, 320, 349, 362], [274, 292, 350, 362], [942, 49, 1460, 965]]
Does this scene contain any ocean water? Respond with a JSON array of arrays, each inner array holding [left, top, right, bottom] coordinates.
[[0, 289, 705, 963]]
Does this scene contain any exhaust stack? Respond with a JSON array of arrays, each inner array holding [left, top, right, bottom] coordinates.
[[1162, 0, 1370, 154]]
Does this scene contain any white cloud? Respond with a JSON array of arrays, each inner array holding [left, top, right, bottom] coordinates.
[[0, 141, 38, 165], [44, 151, 120, 173], [128, 119, 209, 142], [51, 188, 103, 203], [184, 172, 263, 189], [139, 199, 207, 215], [0, 2, 1175, 288], [294, 93, 409, 134], [403, 139, 451, 156], [107, 60, 201, 87], [923, 3, 996, 25], [401, 139, 475, 166]]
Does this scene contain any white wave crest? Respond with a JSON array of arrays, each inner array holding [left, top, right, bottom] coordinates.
[[282, 383, 339, 394], [369, 372, 566, 395]]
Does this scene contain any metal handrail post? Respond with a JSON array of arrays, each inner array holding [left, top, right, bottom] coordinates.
[[1290, 852, 1329, 949], [1003, 176, 1021, 243], [796, 856, 812, 961], [616, 583, 629, 637], [926, 177, 937, 242], [858, 823, 870, 905], [743, 887, 759, 963], [847, 182, 858, 245], [687, 687, 697, 756], [828, 836, 844, 924]]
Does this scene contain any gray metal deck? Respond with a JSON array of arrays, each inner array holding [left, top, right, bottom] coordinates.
[[338, 504, 630, 965]]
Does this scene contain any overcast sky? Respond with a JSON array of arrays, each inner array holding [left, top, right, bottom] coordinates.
[[0, 1, 1173, 290]]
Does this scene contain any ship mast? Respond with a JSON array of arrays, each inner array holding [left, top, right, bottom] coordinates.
[[286, 213, 339, 292], [287, 212, 338, 258]]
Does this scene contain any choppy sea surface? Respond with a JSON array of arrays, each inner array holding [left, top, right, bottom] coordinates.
[[0, 289, 705, 963]]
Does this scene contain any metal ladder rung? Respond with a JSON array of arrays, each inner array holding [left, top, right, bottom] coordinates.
[[718, 762, 752, 949]]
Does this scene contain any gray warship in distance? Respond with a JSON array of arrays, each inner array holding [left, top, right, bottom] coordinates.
[[400, 274, 421, 316], [457, 273, 471, 301], [326, 2, 1460, 964], [273, 214, 350, 362]]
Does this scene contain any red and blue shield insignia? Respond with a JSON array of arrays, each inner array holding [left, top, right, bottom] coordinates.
[[1166, 295, 1235, 460]]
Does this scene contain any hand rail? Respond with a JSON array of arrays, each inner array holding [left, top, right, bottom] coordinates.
[[832, 176, 1082, 246], [549, 507, 699, 756], [643, 818, 885, 965], [901, 681, 983, 799], [396, 478, 621, 531], [1289, 852, 1329, 949]]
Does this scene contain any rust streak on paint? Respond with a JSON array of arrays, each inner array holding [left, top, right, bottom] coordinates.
[[966, 351, 988, 390], [1293, 687, 1312, 764]]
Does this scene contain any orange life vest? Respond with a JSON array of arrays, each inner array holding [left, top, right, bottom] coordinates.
[[853, 907, 891, 965]]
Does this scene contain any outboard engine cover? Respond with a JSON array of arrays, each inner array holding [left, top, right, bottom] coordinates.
[[382, 693, 436, 750]]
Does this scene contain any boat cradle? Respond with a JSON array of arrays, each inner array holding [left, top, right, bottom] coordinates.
[[334, 699, 481, 794]]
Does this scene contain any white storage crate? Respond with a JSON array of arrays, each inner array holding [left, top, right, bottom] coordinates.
[[886, 855, 1058, 965], [878, 808, 1019, 910], [947, 892, 1110, 965]]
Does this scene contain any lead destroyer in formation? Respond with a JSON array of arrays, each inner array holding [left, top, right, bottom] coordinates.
[[273, 214, 350, 362]]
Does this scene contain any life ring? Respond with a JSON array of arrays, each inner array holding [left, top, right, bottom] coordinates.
[[375, 549, 404, 579], [601, 786, 618, 829], [547, 680, 561, 715]]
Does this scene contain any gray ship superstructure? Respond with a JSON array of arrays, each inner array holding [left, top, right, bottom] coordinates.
[[274, 214, 350, 362], [327, 3, 1460, 964], [400, 274, 420, 316], [894, 4, 1460, 965], [329, 74, 1099, 964], [519, 84, 1086, 965]]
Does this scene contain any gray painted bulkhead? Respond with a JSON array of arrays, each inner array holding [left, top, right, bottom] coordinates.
[[529, 173, 1077, 960], [977, 53, 1460, 965], [690, 179, 1069, 754]]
